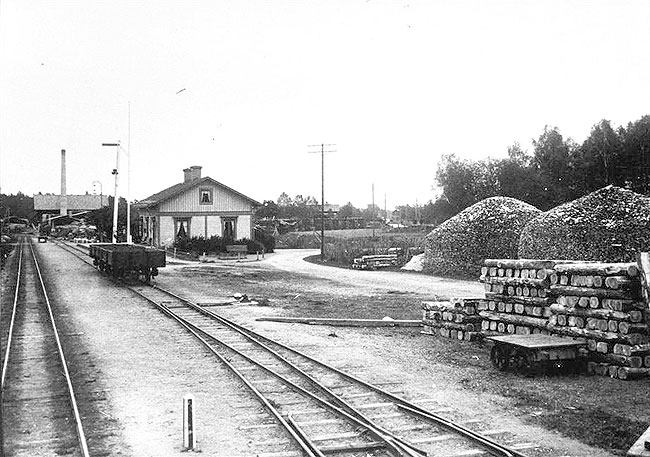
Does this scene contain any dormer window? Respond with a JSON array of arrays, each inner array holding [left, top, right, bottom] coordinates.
[[199, 188, 213, 205]]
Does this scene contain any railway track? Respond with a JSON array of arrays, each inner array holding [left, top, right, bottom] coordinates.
[[0, 236, 89, 457], [54, 239, 538, 456]]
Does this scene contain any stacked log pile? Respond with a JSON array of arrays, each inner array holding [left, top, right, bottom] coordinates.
[[478, 258, 650, 379], [546, 262, 650, 379], [422, 245, 650, 380], [352, 253, 398, 270], [479, 259, 558, 336], [422, 298, 484, 341]]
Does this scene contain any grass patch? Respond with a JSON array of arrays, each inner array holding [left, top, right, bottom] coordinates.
[[504, 387, 646, 453]]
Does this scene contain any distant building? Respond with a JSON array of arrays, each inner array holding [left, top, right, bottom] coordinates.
[[34, 193, 109, 216], [33, 148, 108, 222], [134, 166, 260, 247]]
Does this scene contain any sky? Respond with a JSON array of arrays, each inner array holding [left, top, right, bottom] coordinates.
[[1, 1, 650, 210]]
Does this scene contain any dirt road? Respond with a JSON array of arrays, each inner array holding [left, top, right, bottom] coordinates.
[[259, 248, 485, 298]]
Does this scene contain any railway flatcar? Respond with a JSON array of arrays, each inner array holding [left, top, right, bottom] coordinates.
[[88, 243, 166, 282]]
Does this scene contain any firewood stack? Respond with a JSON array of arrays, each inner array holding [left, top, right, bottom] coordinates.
[[479, 259, 559, 336], [546, 262, 650, 380], [478, 258, 650, 379], [422, 298, 484, 341], [352, 254, 398, 270], [422, 254, 650, 379]]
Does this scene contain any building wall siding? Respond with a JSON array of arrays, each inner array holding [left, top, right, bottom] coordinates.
[[237, 215, 252, 240], [190, 216, 206, 239], [208, 216, 222, 237], [158, 184, 252, 213], [159, 217, 175, 245], [138, 178, 258, 247]]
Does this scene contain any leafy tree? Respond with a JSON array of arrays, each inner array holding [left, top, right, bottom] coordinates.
[[337, 202, 362, 219], [361, 204, 381, 222], [420, 199, 454, 225], [435, 153, 500, 213], [85, 196, 128, 242], [531, 126, 578, 208], [277, 192, 293, 206], [255, 200, 279, 220], [619, 115, 650, 193], [574, 119, 623, 193], [272, 192, 321, 229], [1, 192, 36, 222], [496, 143, 543, 206]]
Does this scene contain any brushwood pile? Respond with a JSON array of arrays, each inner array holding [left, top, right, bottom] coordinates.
[[423, 197, 541, 278], [519, 185, 650, 262]]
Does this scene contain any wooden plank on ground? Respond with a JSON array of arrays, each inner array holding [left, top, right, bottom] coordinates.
[[256, 317, 422, 327]]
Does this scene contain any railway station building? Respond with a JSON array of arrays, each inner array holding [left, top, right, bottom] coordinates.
[[134, 166, 260, 247]]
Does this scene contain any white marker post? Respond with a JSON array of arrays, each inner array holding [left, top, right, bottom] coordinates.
[[183, 394, 196, 450]]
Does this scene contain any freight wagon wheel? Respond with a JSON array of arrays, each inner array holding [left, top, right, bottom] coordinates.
[[143, 267, 152, 283], [490, 344, 509, 371], [514, 349, 535, 374]]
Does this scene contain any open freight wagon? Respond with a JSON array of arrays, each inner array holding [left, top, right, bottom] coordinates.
[[88, 243, 166, 282]]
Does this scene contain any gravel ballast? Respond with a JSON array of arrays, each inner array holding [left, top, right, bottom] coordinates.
[[33, 242, 263, 456], [5, 242, 634, 456]]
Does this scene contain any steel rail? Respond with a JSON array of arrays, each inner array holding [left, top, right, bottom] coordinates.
[[52, 244, 418, 456], [190, 296, 530, 457], [28, 238, 91, 457], [133, 290, 330, 457], [1, 238, 23, 391], [0, 237, 24, 457], [286, 414, 327, 457], [52, 239, 529, 457], [150, 284, 427, 456], [143, 294, 418, 457]]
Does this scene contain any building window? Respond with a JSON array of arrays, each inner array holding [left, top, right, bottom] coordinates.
[[222, 217, 237, 241], [174, 218, 190, 239], [199, 188, 213, 205]]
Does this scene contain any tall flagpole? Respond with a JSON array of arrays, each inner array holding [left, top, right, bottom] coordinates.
[[126, 102, 132, 244]]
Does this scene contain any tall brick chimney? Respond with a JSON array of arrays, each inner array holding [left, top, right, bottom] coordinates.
[[60, 149, 68, 216], [183, 165, 202, 183]]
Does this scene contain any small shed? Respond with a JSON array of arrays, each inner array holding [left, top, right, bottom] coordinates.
[[135, 166, 260, 247]]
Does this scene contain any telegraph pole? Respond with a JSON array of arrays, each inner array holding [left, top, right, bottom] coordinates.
[[372, 183, 375, 238], [308, 144, 336, 262], [384, 193, 387, 225], [127, 102, 132, 244]]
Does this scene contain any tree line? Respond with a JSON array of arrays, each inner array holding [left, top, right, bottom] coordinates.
[[4, 115, 649, 232], [431, 115, 650, 223]]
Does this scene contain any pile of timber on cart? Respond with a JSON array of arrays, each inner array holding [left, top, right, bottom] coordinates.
[[546, 261, 649, 379], [352, 253, 398, 270], [422, 298, 484, 341], [421, 254, 650, 380]]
